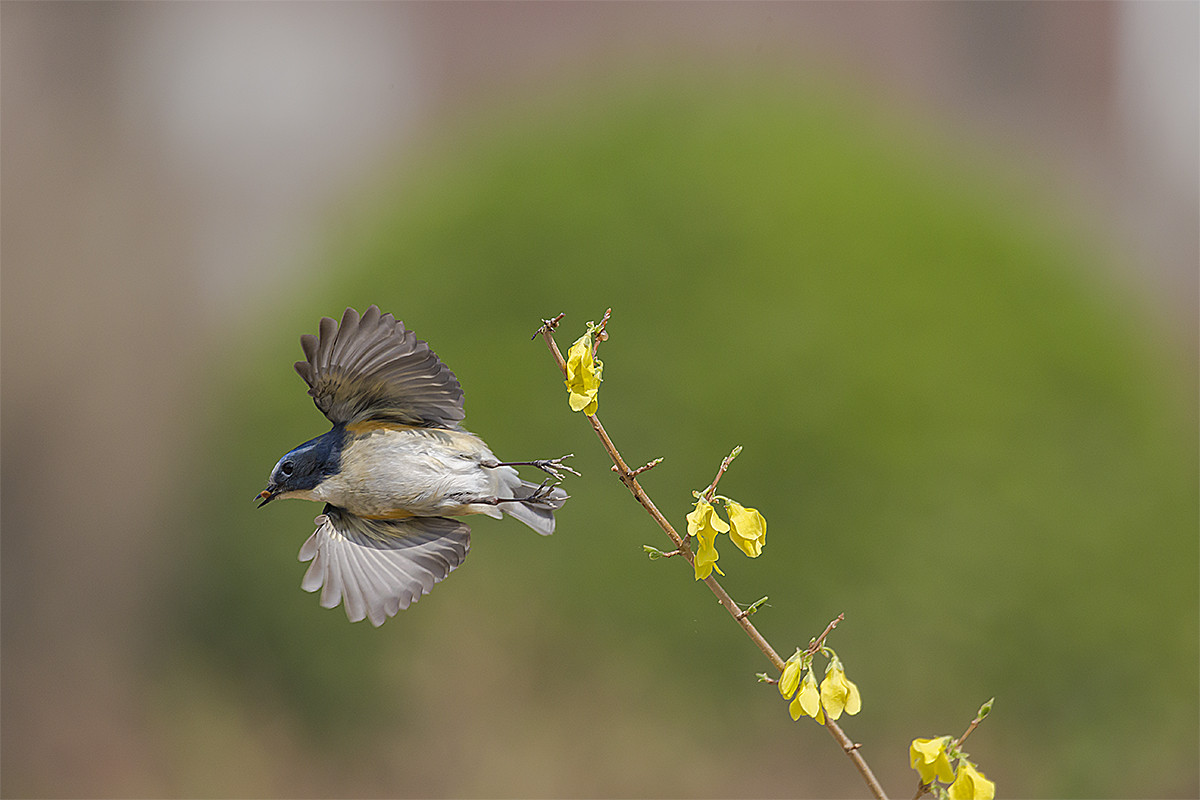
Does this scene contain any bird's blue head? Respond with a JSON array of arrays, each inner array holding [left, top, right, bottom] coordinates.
[[256, 426, 346, 507]]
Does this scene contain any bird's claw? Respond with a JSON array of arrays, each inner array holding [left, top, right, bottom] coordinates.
[[484, 453, 580, 480], [522, 475, 569, 505], [530, 454, 580, 479]]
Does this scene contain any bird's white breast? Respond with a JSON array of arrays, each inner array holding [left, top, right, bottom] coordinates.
[[312, 424, 507, 518]]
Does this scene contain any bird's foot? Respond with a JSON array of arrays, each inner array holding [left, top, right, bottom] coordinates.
[[519, 476, 569, 505], [482, 476, 569, 507], [483, 454, 580, 480]]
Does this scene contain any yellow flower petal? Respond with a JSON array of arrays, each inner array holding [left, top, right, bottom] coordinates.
[[687, 498, 729, 581], [778, 659, 802, 699], [693, 553, 724, 581], [798, 670, 825, 724], [843, 675, 862, 715], [948, 760, 995, 800], [820, 661, 861, 721], [788, 691, 806, 721], [725, 500, 766, 557], [686, 498, 729, 536], [564, 334, 602, 415], [692, 527, 723, 580], [910, 737, 955, 784]]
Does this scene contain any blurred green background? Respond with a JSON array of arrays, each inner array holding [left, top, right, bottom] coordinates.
[[167, 76, 1195, 796], [3, 4, 1197, 799]]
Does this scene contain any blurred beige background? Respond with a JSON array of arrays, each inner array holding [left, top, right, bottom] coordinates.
[[2, 2, 1196, 796]]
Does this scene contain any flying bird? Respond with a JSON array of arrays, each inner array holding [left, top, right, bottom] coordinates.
[[257, 306, 572, 625]]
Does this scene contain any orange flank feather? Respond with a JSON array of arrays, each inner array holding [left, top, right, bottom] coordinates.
[[345, 419, 417, 436]]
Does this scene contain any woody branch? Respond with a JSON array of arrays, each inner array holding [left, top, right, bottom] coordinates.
[[535, 312, 887, 800]]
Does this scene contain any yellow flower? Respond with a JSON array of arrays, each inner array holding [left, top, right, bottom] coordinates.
[[725, 499, 766, 557], [564, 334, 602, 415], [778, 657, 803, 700], [778, 653, 827, 725], [819, 659, 861, 721], [948, 760, 995, 800], [687, 498, 728, 580], [909, 737, 955, 785], [791, 668, 825, 724]]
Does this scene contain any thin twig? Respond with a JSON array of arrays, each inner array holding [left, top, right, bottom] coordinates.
[[593, 307, 612, 352], [912, 700, 994, 800], [539, 315, 888, 800], [822, 713, 879, 793], [628, 457, 663, 478], [954, 719, 981, 751], [701, 446, 742, 501], [735, 596, 770, 620], [807, 613, 845, 655], [532, 313, 566, 340], [953, 698, 992, 750], [540, 325, 782, 667]]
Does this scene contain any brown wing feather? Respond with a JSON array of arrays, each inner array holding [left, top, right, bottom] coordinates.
[[293, 305, 465, 427]]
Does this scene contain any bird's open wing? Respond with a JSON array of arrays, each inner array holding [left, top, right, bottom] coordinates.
[[298, 507, 471, 626], [293, 305, 465, 427]]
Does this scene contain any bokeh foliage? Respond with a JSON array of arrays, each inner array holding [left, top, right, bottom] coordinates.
[[164, 73, 1197, 796]]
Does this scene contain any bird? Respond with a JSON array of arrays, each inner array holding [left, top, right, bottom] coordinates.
[[256, 305, 573, 626]]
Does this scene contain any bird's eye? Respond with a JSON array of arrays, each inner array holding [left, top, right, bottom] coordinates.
[[280, 460, 294, 477]]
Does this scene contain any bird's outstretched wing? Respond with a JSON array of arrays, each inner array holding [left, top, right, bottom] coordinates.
[[293, 305, 465, 427], [298, 507, 471, 626]]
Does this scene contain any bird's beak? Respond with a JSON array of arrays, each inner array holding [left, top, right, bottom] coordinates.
[[256, 485, 278, 508]]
